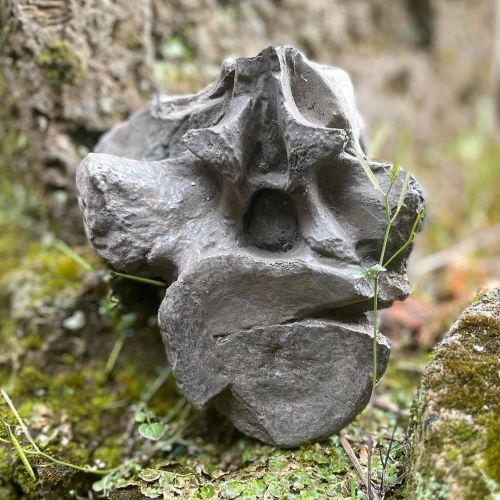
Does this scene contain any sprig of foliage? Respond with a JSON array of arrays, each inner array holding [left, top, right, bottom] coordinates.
[[0, 390, 116, 477], [355, 149, 424, 500], [51, 237, 166, 287]]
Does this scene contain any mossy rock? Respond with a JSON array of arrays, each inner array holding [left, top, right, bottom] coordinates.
[[405, 289, 500, 499], [36, 40, 83, 86]]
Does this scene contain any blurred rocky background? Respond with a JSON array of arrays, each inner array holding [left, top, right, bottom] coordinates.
[[0, 1, 499, 498]]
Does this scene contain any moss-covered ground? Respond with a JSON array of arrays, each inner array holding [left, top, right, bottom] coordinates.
[[0, 156, 428, 498], [0, 207, 428, 499]]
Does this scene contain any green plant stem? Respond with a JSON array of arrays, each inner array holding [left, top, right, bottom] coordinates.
[[23, 448, 116, 475], [143, 366, 171, 403], [53, 239, 94, 272], [1, 390, 117, 477], [105, 329, 128, 376], [367, 275, 380, 500], [110, 271, 166, 287], [2, 389, 40, 452], [366, 166, 399, 500], [0, 434, 116, 476], [383, 209, 425, 268]]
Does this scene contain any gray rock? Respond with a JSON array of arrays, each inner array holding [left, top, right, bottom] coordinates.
[[76, 46, 424, 446]]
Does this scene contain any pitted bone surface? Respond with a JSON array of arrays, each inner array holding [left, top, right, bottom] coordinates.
[[76, 46, 424, 446]]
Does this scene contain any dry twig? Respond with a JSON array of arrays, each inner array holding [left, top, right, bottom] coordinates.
[[339, 432, 380, 499]]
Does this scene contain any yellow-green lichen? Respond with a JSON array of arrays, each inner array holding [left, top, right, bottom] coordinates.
[[36, 40, 82, 86]]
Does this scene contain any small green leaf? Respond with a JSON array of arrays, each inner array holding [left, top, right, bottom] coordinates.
[[138, 422, 165, 441], [390, 161, 400, 183], [138, 468, 162, 482], [355, 148, 382, 193], [135, 408, 156, 423], [357, 264, 387, 279], [200, 484, 215, 498], [220, 480, 245, 499], [92, 475, 114, 493], [369, 264, 387, 273], [391, 170, 411, 223], [355, 266, 371, 279]]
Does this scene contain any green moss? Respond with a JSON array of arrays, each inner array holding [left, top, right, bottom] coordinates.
[[125, 36, 143, 51], [405, 293, 500, 499], [483, 415, 500, 480], [36, 40, 82, 85], [413, 473, 449, 500]]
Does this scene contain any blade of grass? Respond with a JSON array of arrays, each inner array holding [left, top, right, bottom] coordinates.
[[1, 392, 116, 477], [4, 422, 36, 480], [1, 390, 40, 452], [391, 171, 411, 223], [355, 148, 382, 193], [105, 329, 128, 376], [339, 432, 370, 495], [384, 208, 426, 268], [350, 476, 357, 500], [53, 240, 94, 273], [110, 271, 165, 287]]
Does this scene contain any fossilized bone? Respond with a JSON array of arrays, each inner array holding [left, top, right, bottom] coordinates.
[[77, 46, 424, 446]]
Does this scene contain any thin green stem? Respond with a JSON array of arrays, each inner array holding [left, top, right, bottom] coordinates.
[[383, 209, 425, 268], [165, 412, 197, 450], [378, 169, 399, 266], [143, 366, 171, 403], [365, 162, 409, 500], [379, 220, 392, 266], [367, 275, 380, 500], [105, 329, 128, 376], [33, 450, 116, 475], [110, 271, 166, 287], [1, 390, 117, 477], [0, 434, 116, 476], [53, 240, 94, 273]]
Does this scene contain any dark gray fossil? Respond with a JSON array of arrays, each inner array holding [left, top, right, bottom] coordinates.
[[76, 46, 424, 446]]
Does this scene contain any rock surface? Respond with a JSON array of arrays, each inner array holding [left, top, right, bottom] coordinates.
[[77, 46, 424, 446], [1, 0, 493, 242], [405, 289, 500, 499]]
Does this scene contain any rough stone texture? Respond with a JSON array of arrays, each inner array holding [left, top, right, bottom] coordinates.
[[0, 0, 155, 240], [77, 46, 424, 446], [405, 289, 500, 499]]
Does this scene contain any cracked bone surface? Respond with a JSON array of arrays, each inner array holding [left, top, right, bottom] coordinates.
[[77, 46, 424, 446]]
